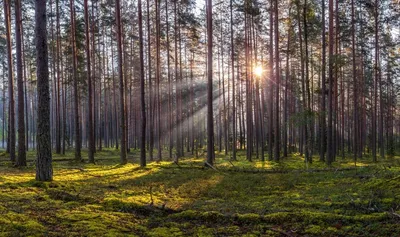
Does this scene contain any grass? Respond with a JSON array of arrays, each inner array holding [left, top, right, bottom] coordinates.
[[0, 149, 400, 236]]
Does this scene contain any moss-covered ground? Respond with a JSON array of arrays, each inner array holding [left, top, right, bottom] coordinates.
[[0, 149, 400, 236]]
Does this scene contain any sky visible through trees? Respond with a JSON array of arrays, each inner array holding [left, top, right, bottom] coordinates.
[[0, 0, 399, 180]]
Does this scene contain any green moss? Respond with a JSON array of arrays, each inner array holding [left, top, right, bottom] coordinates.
[[0, 212, 45, 236], [148, 227, 183, 237], [0, 149, 400, 236], [170, 210, 199, 220], [103, 199, 146, 213], [235, 213, 262, 224], [193, 226, 214, 236]]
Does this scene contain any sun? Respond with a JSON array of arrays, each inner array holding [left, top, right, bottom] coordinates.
[[254, 66, 263, 77]]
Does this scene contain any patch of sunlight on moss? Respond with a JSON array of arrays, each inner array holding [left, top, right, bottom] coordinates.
[[354, 162, 369, 167], [1, 173, 33, 185], [254, 161, 272, 169], [0, 212, 45, 235], [148, 227, 183, 237], [53, 163, 152, 182]]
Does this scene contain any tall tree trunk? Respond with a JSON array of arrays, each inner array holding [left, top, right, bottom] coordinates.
[[376, 1, 383, 160], [304, 0, 312, 163], [3, 0, 16, 163], [274, 0, 280, 161], [283, 4, 292, 158], [147, 0, 154, 161], [70, 0, 82, 161], [320, 0, 326, 162], [138, 0, 147, 167], [55, 0, 61, 154], [165, 2, 173, 159], [327, 0, 334, 165], [115, 0, 127, 164], [174, 1, 182, 160], [206, 0, 214, 165], [85, 0, 95, 163], [230, 0, 236, 161], [15, 0, 26, 166], [35, 0, 53, 181], [351, 0, 358, 163], [268, 0, 274, 161], [372, 0, 378, 162], [156, 0, 162, 161]]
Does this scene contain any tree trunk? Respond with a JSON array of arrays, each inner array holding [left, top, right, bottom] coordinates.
[[165, 2, 173, 159], [85, 0, 95, 163], [15, 0, 26, 166], [138, 0, 146, 167], [268, 0, 274, 161], [274, 0, 280, 161], [206, 0, 214, 165], [35, 0, 53, 181], [115, 0, 127, 164], [3, 0, 16, 163], [327, 0, 334, 165], [69, 0, 82, 161], [155, 0, 162, 161], [230, 0, 236, 161]]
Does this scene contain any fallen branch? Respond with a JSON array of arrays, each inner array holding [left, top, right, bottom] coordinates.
[[204, 161, 219, 172], [173, 161, 182, 168], [388, 208, 400, 219]]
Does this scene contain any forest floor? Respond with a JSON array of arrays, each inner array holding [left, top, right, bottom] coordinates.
[[0, 149, 400, 236]]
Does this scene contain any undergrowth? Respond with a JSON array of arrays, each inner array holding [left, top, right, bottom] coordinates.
[[0, 149, 399, 236]]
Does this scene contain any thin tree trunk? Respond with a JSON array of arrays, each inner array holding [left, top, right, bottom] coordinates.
[[351, 0, 358, 163], [70, 0, 82, 161], [327, 0, 334, 165], [165, 2, 173, 159], [3, 0, 16, 163], [115, 0, 127, 164], [230, 0, 236, 160], [206, 0, 214, 165], [268, 0, 274, 161], [138, 0, 146, 167], [85, 0, 95, 163], [156, 0, 162, 161], [15, 0, 26, 166], [320, 0, 326, 162], [274, 0, 280, 161]]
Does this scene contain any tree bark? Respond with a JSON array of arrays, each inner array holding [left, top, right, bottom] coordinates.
[[230, 0, 236, 161], [115, 0, 127, 164], [327, 0, 334, 165], [85, 0, 95, 163], [206, 0, 214, 165], [69, 0, 82, 161], [3, 0, 16, 163], [15, 0, 26, 166], [35, 0, 53, 181], [274, 0, 280, 161], [138, 0, 147, 167]]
